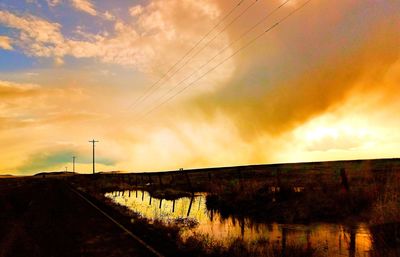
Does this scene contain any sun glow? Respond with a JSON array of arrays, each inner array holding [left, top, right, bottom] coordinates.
[[0, 0, 398, 174], [294, 113, 376, 152], [303, 122, 371, 145]]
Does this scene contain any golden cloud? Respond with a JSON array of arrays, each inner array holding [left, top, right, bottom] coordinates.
[[0, 0, 233, 85], [0, 80, 40, 98], [190, 9, 400, 140], [1, 1, 399, 175], [0, 35, 13, 50]]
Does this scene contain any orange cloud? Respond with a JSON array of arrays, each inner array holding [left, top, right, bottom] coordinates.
[[191, 10, 399, 139], [0, 0, 399, 175], [0, 36, 13, 50], [71, 0, 97, 16], [129, 5, 144, 17], [0, 0, 232, 81], [0, 80, 39, 98]]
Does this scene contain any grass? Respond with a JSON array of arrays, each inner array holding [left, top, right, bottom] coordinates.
[[368, 172, 400, 256], [370, 172, 400, 225], [74, 182, 323, 257], [67, 159, 400, 256], [205, 178, 375, 223], [180, 233, 322, 257]]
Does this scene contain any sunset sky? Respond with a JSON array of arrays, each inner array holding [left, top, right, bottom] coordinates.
[[0, 0, 399, 175]]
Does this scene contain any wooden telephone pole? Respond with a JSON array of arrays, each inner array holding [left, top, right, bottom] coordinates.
[[72, 156, 76, 173], [89, 140, 99, 174]]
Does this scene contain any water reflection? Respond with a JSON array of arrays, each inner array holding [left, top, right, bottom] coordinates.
[[105, 190, 372, 257]]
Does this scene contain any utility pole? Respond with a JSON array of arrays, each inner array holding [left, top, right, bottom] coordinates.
[[89, 140, 99, 174], [72, 156, 76, 173]]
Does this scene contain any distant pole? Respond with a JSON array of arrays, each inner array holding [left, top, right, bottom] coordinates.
[[65, 166, 68, 172], [89, 140, 99, 174], [72, 156, 76, 173]]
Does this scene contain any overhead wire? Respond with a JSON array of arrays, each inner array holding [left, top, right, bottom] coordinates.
[[129, 0, 262, 113], [141, 0, 260, 102], [127, 0, 247, 111], [141, 0, 312, 118], [148, 0, 293, 112]]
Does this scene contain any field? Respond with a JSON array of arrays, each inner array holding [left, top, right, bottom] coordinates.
[[1, 158, 400, 257]]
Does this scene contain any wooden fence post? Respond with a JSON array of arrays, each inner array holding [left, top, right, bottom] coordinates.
[[158, 174, 163, 187], [181, 169, 193, 193], [237, 169, 243, 190], [340, 168, 350, 192]]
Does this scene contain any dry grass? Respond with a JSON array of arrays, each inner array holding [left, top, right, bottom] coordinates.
[[180, 233, 321, 257], [368, 172, 400, 257], [370, 172, 400, 225], [205, 177, 375, 223]]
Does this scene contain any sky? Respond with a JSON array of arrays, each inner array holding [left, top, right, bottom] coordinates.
[[0, 0, 399, 175]]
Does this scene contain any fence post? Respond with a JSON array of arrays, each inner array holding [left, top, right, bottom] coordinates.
[[340, 168, 350, 192], [237, 169, 243, 190], [158, 174, 163, 187], [187, 196, 194, 217], [181, 168, 193, 193], [276, 168, 282, 189]]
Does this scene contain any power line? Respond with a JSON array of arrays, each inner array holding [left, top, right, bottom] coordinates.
[[142, 0, 312, 118], [127, 0, 247, 111], [149, 0, 292, 111], [137, 0, 260, 106]]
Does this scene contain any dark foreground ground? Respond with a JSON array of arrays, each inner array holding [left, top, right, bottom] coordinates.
[[0, 179, 161, 257], [2, 158, 400, 257]]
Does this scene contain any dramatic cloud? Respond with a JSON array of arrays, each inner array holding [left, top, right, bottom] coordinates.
[[0, 0, 399, 175], [0, 0, 232, 79], [192, 1, 400, 139]]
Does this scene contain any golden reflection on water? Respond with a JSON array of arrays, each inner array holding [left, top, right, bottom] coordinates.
[[105, 190, 372, 257]]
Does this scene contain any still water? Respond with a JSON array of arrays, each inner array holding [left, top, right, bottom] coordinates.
[[105, 190, 372, 257]]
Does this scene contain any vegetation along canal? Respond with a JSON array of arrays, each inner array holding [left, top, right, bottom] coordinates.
[[106, 190, 372, 257]]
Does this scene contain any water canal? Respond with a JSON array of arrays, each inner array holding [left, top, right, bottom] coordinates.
[[105, 190, 372, 257]]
